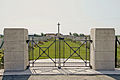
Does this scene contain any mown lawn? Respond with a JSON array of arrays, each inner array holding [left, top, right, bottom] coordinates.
[[0, 49, 4, 62], [0, 49, 4, 69], [117, 45, 120, 66], [29, 39, 90, 60]]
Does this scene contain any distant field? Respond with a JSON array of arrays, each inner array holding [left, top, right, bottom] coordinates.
[[29, 39, 90, 60], [117, 45, 120, 66]]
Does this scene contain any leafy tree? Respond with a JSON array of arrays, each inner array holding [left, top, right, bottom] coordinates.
[[41, 33, 44, 36], [73, 33, 79, 37], [1, 56, 4, 64], [34, 34, 41, 37], [0, 35, 4, 38], [79, 34, 85, 37], [69, 32, 72, 35]]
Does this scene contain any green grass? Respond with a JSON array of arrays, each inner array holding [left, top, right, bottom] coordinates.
[[117, 46, 120, 59], [29, 39, 90, 60], [0, 49, 4, 63], [0, 49, 4, 69], [117, 45, 120, 67]]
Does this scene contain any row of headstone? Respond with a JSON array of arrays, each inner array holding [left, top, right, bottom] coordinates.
[[63, 35, 88, 41], [29, 36, 52, 41]]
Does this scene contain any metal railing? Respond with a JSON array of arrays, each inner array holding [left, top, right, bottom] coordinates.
[[28, 35, 91, 68], [115, 36, 120, 68], [0, 38, 4, 69]]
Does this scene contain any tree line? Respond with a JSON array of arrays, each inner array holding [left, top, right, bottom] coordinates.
[[34, 32, 85, 37], [69, 32, 84, 37]]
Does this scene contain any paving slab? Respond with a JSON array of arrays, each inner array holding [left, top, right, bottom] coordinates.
[[30, 59, 90, 67], [0, 59, 120, 75], [0, 67, 120, 76], [1, 75, 120, 80], [0, 59, 120, 80]]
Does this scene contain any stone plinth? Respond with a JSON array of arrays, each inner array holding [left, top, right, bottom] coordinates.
[[4, 28, 28, 71], [90, 28, 115, 70]]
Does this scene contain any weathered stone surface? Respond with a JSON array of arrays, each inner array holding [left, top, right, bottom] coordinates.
[[4, 51, 25, 62], [4, 28, 28, 42], [4, 41, 27, 52], [90, 28, 115, 70], [4, 28, 28, 71], [94, 61, 115, 70], [4, 62, 24, 71], [95, 40, 115, 52], [95, 51, 115, 61]]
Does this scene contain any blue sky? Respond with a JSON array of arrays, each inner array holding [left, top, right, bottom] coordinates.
[[0, 0, 120, 35]]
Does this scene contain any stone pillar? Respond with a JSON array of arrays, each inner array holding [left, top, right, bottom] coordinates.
[[90, 28, 115, 70], [4, 28, 28, 71]]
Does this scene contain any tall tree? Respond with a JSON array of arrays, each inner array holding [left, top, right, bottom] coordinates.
[[79, 34, 84, 37], [69, 32, 72, 35], [41, 33, 44, 36], [73, 33, 79, 37], [34, 34, 41, 37]]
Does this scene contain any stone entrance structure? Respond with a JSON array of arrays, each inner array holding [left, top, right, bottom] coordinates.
[[4, 28, 29, 71], [3, 28, 115, 71], [90, 28, 115, 70]]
